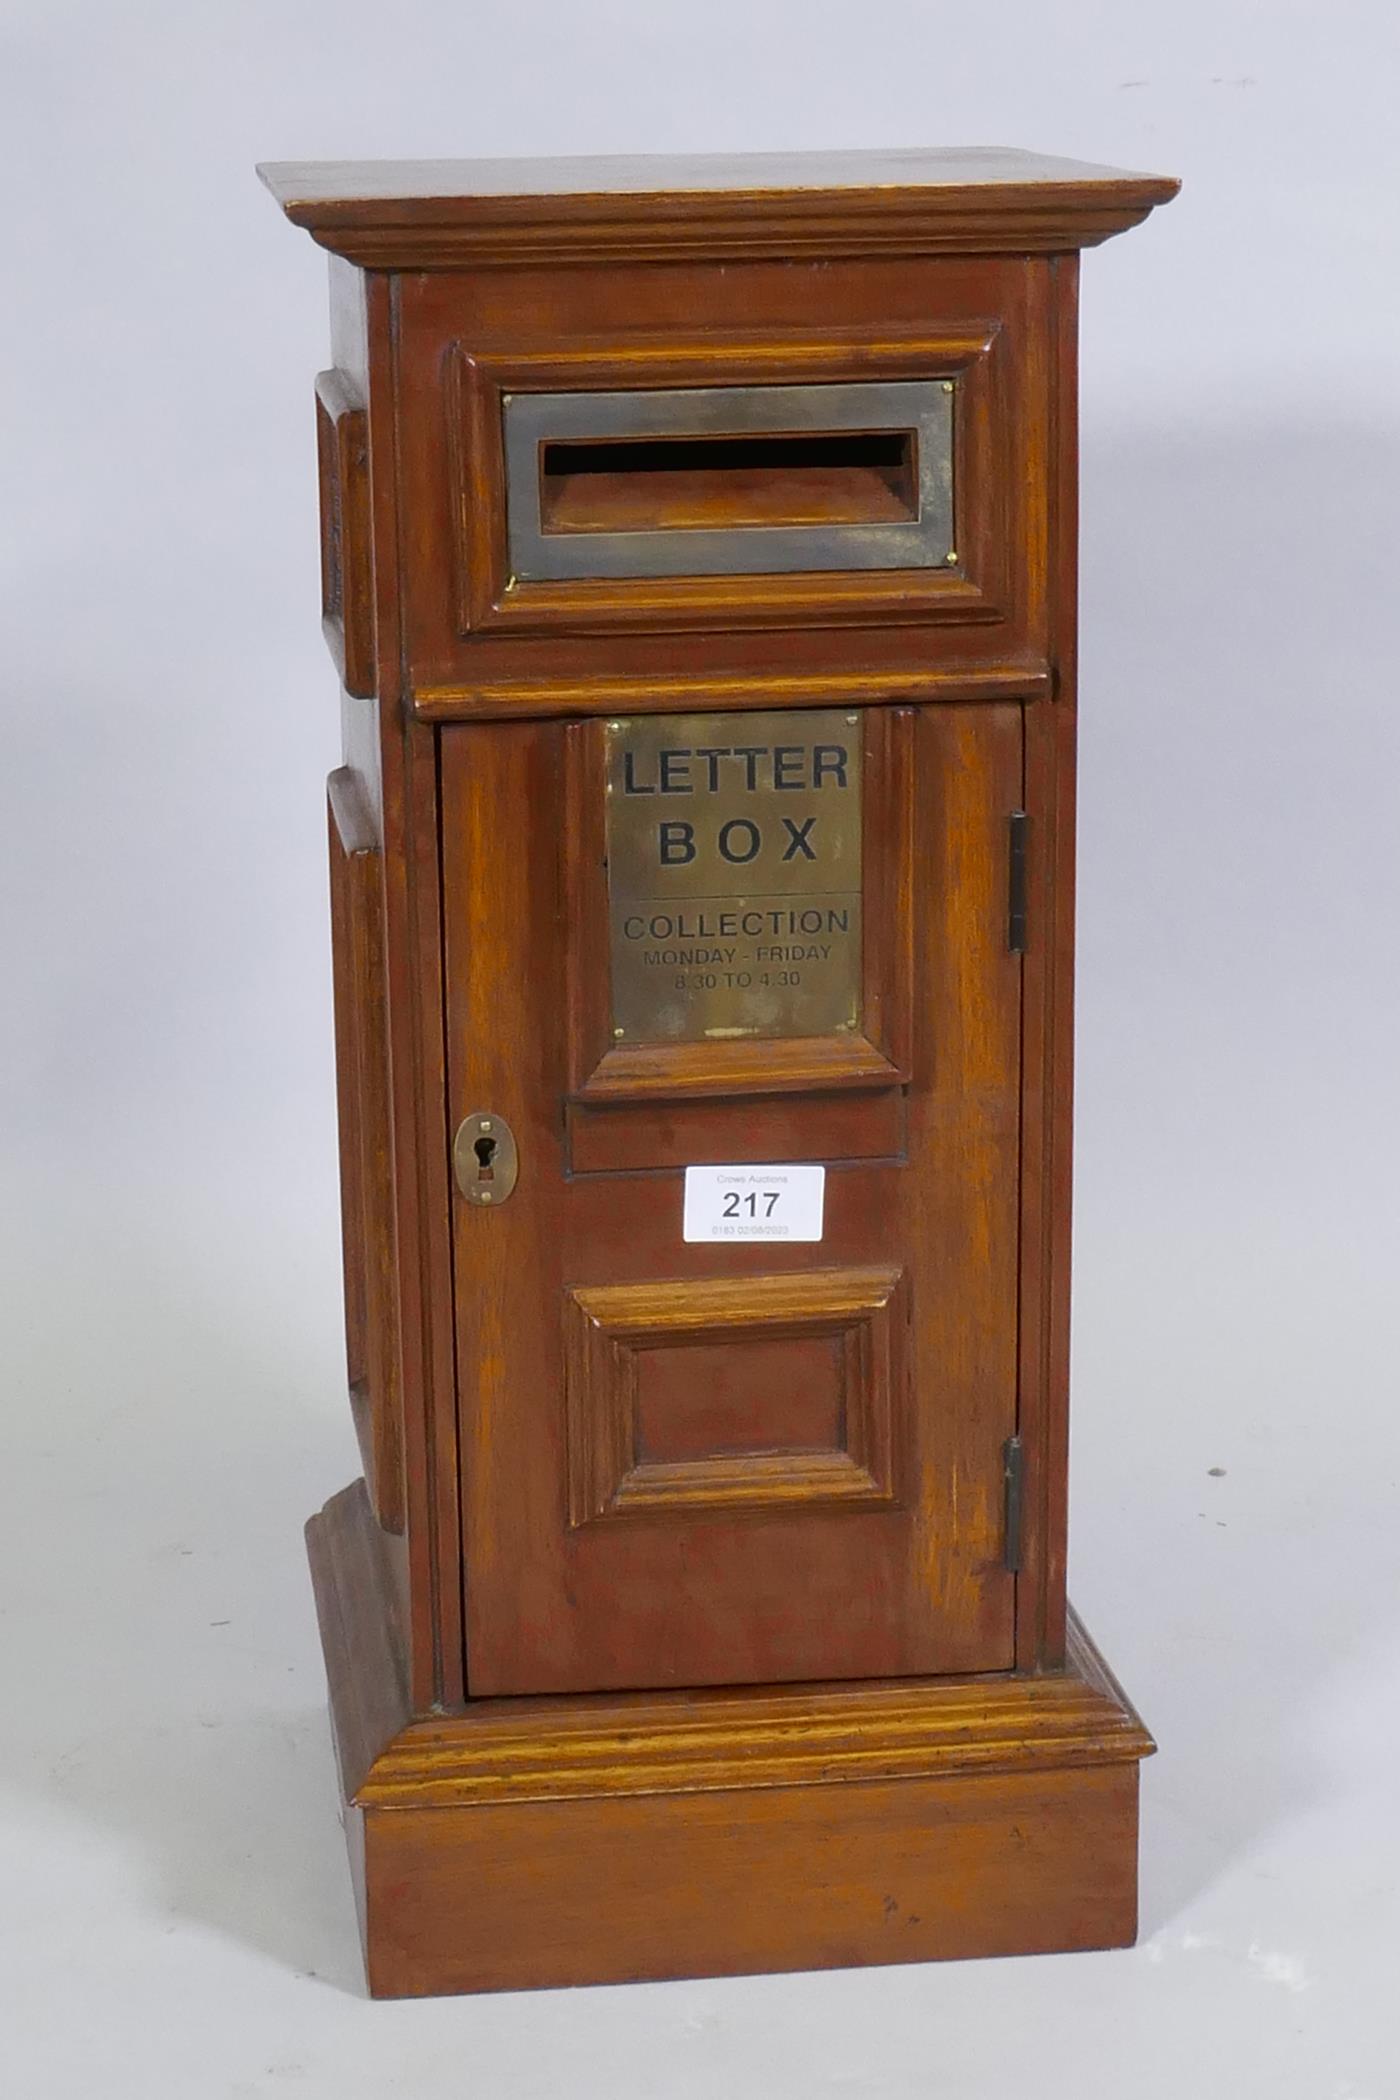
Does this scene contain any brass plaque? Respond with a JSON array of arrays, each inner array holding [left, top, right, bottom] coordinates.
[[606, 710, 862, 1044]]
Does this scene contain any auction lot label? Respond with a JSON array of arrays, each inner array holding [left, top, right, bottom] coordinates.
[[682, 1164, 826, 1244]]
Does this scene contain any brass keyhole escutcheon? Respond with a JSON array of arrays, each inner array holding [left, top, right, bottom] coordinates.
[[454, 1112, 519, 1207]]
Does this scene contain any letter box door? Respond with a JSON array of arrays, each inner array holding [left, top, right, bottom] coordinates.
[[442, 703, 1024, 1697]]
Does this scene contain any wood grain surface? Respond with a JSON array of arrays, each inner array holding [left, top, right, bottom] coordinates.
[[259, 146, 1178, 268], [309, 1479, 1152, 1996], [270, 150, 1176, 1992], [441, 703, 1023, 1696]]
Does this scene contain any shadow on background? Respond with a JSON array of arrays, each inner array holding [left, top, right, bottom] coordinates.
[[1072, 418, 1400, 1936], [0, 1156, 367, 1994]]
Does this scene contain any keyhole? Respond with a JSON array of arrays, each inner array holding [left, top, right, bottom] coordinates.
[[455, 1112, 516, 1207]]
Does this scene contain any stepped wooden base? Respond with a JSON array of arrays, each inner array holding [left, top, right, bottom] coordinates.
[[308, 1481, 1154, 1998]]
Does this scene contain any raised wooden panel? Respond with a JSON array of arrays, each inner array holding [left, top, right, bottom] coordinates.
[[565, 1267, 905, 1525], [446, 330, 1007, 639], [315, 371, 374, 698], [327, 769, 403, 1534]]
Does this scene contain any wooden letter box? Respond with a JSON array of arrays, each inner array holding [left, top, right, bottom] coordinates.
[[261, 147, 1178, 1997]]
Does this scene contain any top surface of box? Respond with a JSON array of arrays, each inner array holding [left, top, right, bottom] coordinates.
[[259, 146, 1178, 266]]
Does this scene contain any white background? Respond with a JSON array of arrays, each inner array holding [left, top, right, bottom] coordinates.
[[4, 3, 1399, 2093]]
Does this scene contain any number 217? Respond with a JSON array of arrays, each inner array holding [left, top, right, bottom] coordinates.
[[722, 1191, 780, 1219]]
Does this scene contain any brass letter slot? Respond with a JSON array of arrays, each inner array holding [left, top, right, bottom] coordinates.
[[504, 380, 954, 581], [538, 431, 919, 537]]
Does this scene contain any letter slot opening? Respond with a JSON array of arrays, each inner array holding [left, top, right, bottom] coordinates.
[[537, 431, 920, 537], [503, 379, 954, 581]]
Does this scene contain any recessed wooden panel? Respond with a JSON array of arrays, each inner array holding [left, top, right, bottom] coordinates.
[[635, 1336, 842, 1462], [565, 1267, 904, 1525]]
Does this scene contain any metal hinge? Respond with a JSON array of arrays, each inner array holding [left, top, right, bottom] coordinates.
[[1008, 811, 1029, 953], [1002, 1434, 1025, 1572]]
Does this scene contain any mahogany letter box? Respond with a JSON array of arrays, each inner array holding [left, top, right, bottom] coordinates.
[[261, 147, 1178, 1997]]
